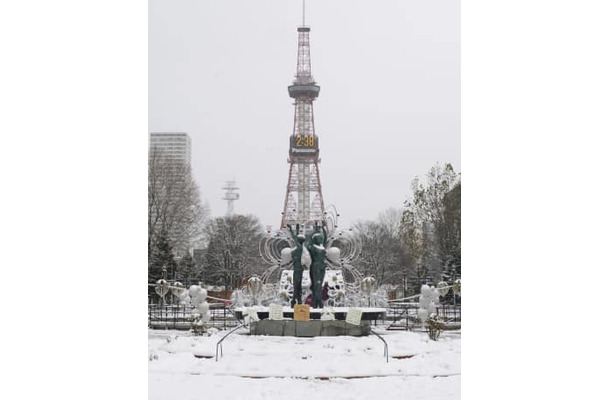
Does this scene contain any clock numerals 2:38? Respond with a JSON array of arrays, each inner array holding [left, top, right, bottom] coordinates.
[[296, 134, 314, 147]]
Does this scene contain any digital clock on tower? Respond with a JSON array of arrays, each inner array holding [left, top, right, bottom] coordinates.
[[293, 134, 316, 147]]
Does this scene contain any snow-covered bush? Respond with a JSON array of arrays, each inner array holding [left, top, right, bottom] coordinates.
[[426, 313, 445, 341]]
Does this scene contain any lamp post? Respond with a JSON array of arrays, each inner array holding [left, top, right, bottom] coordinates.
[[161, 266, 167, 306]]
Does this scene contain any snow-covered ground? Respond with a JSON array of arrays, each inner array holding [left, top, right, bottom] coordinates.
[[149, 328, 460, 399]]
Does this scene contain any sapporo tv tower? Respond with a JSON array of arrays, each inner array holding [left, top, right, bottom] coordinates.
[[280, 1, 325, 229]]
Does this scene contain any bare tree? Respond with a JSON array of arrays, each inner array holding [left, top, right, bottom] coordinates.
[[377, 207, 402, 238], [354, 208, 412, 285], [148, 147, 208, 269]]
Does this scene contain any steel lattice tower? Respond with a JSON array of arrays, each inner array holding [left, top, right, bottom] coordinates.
[[280, 18, 325, 229]]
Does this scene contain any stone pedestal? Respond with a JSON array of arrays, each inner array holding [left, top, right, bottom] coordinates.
[[250, 320, 371, 337]]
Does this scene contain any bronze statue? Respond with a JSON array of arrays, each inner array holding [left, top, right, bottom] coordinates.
[[287, 224, 306, 307], [307, 221, 328, 308]]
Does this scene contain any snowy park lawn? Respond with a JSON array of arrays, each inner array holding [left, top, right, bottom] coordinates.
[[149, 328, 460, 400]]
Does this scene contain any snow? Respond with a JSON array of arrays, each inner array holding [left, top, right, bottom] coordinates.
[[149, 328, 460, 399]]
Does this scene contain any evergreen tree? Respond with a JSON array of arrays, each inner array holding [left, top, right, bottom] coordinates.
[[204, 214, 264, 290], [149, 229, 177, 282], [176, 252, 200, 286], [441, 181, 461, 283]]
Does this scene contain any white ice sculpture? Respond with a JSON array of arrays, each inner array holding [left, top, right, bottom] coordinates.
[[188, 284, 201, 299], [188, 285, 211, 332], [280, 247, 292, 266], [301, 246, 312, 269], [230, 289, 245, 307], [361, 277, 377, 295], [247, 277, 263, 305], [428, 286, 441, 314], [197, 302, 210, 324], [247, 277, 262, 295], [325, 270, 346, 307], [327, 247, 341, 265], [171, 282, 189, 305], [171, 281, 184, 296], [277, 268, 347, 306], [361, 276, 378, 307], [418, 284, 440, 322]]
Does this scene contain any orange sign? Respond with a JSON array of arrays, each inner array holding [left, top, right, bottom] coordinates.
[[293, 304, 310, 321]]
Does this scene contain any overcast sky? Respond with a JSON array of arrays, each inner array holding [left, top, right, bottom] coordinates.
[[149, 0, 460, 229]]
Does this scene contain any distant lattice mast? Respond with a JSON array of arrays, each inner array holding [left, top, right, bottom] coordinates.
[[280, 14, 325, 229], [222, 180, 240, 216]]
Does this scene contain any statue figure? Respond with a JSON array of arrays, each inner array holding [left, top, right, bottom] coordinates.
[[307, 221, 328, 309], [287, 224, 307, 307]]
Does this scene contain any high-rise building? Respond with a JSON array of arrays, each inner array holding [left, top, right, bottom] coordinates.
[[149, 132, 193, 257], [149, 132, 191, 167]]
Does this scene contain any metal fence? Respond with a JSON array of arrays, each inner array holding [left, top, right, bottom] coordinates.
[[385, 303, 461, 331], [148, 303, 241, 330], [148, 302, 461, 332]]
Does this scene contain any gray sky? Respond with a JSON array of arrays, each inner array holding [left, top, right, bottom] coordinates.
[[149, 0, 460, 229]]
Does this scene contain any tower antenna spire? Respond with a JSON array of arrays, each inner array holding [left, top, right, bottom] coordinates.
[[281, 7, 324, 229], [222, 180, 240, 216]]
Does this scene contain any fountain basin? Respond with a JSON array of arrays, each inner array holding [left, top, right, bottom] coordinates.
[[250, 320, 371, 337], [234, 306, 385, 322]]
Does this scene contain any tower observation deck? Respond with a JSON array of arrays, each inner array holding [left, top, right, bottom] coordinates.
[[280, 22, 325, 229]]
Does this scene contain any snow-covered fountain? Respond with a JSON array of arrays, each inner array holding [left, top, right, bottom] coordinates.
[[232, 207, 387, 333]]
